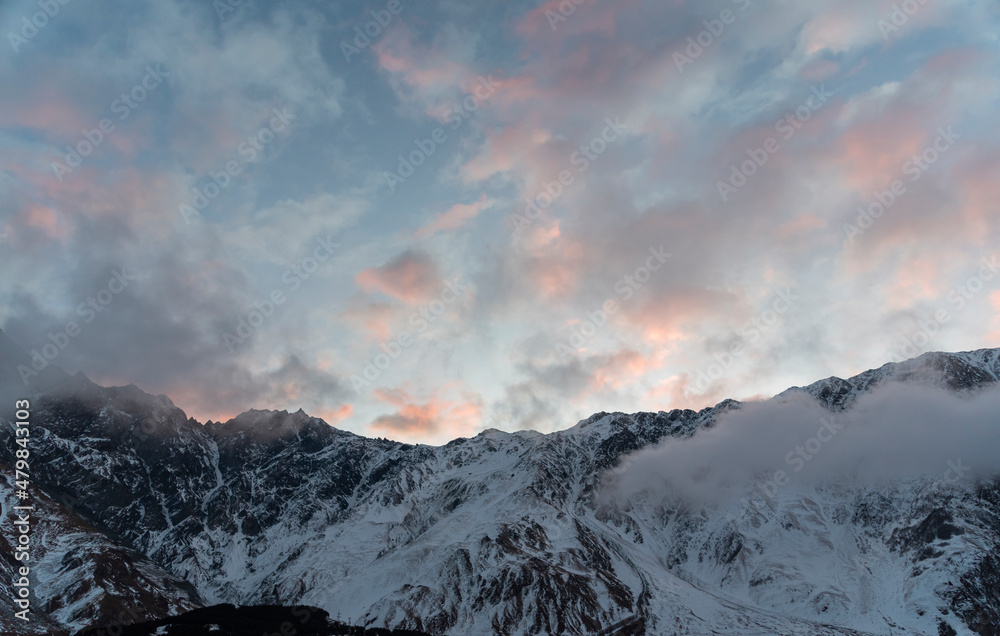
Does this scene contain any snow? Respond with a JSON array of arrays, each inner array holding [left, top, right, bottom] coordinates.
[[5, 347, 1000, 634]]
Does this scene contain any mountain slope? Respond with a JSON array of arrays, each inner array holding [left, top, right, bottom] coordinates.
[[0, 461, 202, 635], [1, 343, 999, 635], [780, 349, 1000, 410]]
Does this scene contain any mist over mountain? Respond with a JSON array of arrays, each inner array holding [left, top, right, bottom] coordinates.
[[1, 332, 999, 635], [609, 380, 1000, 507]]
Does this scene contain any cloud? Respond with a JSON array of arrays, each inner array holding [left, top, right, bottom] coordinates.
[[355, 249, 443, 303], [415, 194, 491, 238], [492, 380, 561, 434], [607, 383, 1000, 507], [369, 385, 480, 443], [340, 299, 398, 341], [373, 22, 483, 117], [0, 209, 352, 424], [319, 404, 354, 425], [589, 349, 666, 391], [3, 0, 1000, 445], [484, 346, 668, 433]]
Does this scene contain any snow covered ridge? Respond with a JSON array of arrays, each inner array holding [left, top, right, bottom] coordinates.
[[778, 348, 1000, 409], [0, 346, 999, 635]]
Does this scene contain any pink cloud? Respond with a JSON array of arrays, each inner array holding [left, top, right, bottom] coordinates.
[[988, 292, 1000, 343], [2, 167, 184, 252], [799, 7, 871, 55], [622, 288, 725, 347], [372, 25, 502, 119], [775, 214, 828, 240], [163, 386, 237, 425], [521, 230, 590, 301], [415, 194, 491, 238], [644, 373, 720, 411], [369, 386, 480, 442], [882, 254, 951, 310], [957, 153, 1000, 242], [590, 349, 665, 391], [515, 0, 622, 41], [25, 204, 72, 241], [460, 123, 539, 183], [355, 250, 443, 303], [319, 404, 354, 425], [0, 88, 94, 140], [340, 300, 397, 341], [836, 113, 928, 193]]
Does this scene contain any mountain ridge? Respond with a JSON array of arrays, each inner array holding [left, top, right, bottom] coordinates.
[[5, 323, 998, 443], [1, 340, 999, 634]]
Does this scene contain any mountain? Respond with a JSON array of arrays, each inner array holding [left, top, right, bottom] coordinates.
[[71, 604, 433, 636], [779, 348, 1000, 409], [1, 337, 999, 635]]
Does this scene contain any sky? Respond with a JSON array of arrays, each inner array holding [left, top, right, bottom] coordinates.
[[1, 0, 999, 444]]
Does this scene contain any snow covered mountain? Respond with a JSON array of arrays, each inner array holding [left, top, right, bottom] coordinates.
[[1, 334, 999, 635]]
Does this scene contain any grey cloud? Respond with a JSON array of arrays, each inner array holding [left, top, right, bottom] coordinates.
[[1, 216, 349, 419], [608, 383, 1000, 507]]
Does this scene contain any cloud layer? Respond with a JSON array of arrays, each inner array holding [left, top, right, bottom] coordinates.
[[608, 383, 1000, 506], [1, 0, 999, 443]]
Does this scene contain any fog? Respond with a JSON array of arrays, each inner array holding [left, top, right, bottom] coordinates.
[[606, 382, 1000, 506]]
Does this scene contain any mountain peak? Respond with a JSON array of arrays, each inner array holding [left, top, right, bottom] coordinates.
[[8, 345, 1000, 635], [206, 406, 335, 444], [780, 346, 1000, 410]]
